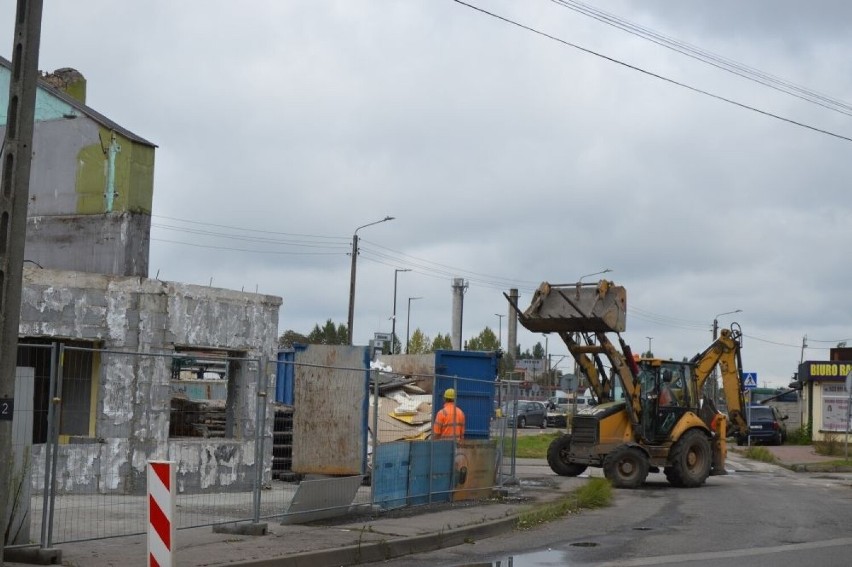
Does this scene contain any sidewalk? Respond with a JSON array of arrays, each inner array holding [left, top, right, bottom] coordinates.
[[3, 448, 840, 567]]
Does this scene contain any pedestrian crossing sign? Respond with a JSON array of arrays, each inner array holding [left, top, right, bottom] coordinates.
[[742, 372, 758, 390]]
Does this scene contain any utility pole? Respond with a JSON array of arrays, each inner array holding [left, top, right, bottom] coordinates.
[[1, 1, 44, 563]]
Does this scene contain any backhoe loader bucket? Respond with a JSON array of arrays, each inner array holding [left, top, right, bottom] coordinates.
[[515, 280, 627, 333]]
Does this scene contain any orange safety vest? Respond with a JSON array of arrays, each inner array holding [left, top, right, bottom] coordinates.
[[433, 402, 465, 440]]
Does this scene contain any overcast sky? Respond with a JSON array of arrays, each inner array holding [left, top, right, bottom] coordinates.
[[3, 1, 851, 388]]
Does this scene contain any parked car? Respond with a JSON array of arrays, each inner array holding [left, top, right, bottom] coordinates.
[[501, 400, 547, 429], [546, 408, 568, 428], [737, 405, 788, 446]]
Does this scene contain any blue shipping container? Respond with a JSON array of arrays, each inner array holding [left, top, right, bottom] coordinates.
[[433, 350, 499, 440]]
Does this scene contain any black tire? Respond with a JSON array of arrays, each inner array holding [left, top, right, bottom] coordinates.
[[518, 416, 526, 429], [666, 429, 712, 488], [773, 433, 783, 446], [603, 445, 650, 489], [546, 435, 588, 477]]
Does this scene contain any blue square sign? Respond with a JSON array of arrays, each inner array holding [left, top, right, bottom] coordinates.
[[742, 372, 758, 390]]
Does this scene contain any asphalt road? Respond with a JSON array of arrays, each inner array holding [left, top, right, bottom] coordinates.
[[369, 458, 852, 567]]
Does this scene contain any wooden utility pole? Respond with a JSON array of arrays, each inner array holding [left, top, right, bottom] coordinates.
[[1, 1, 43, 563]]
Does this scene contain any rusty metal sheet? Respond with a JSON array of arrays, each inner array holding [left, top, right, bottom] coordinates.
[[518, 281, 627, 333], [291, 345, 368, 475]]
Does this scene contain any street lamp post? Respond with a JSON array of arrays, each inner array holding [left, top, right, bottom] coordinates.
[[390, 268, 411, 354], [347, 216, 395, 345], [646, 336, 653, 356], [711, 309, 742, 403], [495, 314, 504, 349], [712, 309, 742, 340], [578, 268, 613, 284], [406, 297, 423, 354]]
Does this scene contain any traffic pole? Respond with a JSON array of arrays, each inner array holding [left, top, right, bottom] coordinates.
[[147, 461, 176, 567]]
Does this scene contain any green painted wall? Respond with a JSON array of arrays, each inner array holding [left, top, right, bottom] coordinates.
[[74, 127, 154, 214]]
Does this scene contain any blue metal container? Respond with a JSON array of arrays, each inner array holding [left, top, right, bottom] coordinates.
[[433, 350, 499, 439], [275, 345, 306, 405]]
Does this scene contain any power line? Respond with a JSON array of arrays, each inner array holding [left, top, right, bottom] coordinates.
[[452, 0, 852, 143], [150, 238, 347, 256], [152, 215, 349, 241], [548, 0, 852, 117], [151, 214, 834, 353]]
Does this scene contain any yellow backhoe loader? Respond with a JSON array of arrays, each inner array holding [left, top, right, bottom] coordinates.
[[507, 280, 749, 488]]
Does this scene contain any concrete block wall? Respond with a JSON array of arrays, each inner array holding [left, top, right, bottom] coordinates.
[[20, 266, 281, 494]]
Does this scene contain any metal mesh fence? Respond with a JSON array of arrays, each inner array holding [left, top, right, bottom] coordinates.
[[14, 344, 520, 546]]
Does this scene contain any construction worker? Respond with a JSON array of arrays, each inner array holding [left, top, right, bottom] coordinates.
[[433, 388, 465, 440]]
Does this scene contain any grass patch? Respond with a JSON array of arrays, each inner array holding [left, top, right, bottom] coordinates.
[[815, 432, 844, 456], [504, 432, 560, 459], [741, 446, 777, 463], [516, 478, 612, 530]]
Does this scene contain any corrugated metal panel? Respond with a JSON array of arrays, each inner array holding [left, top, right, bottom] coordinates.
[[275, 347, 304, 405], [408, 440, 453, 505], [434, 350, 498, 439], [373, 441, 411, 510], [291, 345, 369, 475]]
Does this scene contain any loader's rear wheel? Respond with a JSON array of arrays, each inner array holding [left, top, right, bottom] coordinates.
[[666, 430, 712, 488], [546, 434, 587, 477], [603, 445, 650, 489]]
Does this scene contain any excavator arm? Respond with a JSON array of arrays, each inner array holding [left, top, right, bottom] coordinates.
[[690, 325, 748, 436]]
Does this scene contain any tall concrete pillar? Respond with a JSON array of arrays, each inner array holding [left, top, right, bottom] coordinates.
[[507, 288, 519, 358], [451, 278, 468, 350]]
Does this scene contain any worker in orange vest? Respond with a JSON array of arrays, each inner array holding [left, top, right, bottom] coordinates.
[[433, 388, 465, 440]]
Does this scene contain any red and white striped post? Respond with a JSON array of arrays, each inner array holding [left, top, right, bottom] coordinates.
[[147, 460, 176, 567]]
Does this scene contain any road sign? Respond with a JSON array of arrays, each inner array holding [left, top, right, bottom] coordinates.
[[741, 372, 758, 390]]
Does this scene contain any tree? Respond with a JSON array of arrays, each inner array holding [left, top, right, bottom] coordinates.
[[499, 352, 515, 379], [532, 342, 545, 359], [466, 327, 500, 351], [431, 333, 452, 351], [278, 330, 308, 348], [407, 328, 431, 354], [307, 319, 348, 345]]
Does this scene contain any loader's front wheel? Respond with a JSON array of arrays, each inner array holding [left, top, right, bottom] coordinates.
[[666, 429, 712, 488], [603, 445, 649, 489], [546, 434, 587, 477]]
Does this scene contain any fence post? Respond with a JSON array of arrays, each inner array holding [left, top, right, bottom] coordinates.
[[45, 343, 65, 548], [147, 460, 176, 567], [38, 343, 57, 548], [369, 368, 379, 505], [252, 356, 267, 524]]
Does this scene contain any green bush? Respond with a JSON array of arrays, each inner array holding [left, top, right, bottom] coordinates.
[[785, 425, 812, 445], [815, 432, 843, 456]]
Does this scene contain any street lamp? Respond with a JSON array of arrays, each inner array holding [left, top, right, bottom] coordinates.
[[710, 309, 742, 404], [347, 216, 395, 344], [495, 314, 504, 349], [578, 268, 613, 284], [406, 297, 423, 354], [712, 309, 742, 340], [391, 268, 411, 354]]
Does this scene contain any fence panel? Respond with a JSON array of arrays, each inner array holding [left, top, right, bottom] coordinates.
[[39, 347, 267, 544], [5, 343, 55, 550]]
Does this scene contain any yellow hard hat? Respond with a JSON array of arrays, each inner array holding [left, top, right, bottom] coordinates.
[[444, 388, 456, 401]]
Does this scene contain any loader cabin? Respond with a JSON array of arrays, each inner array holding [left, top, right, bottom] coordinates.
[[634, 356, 699, 442]]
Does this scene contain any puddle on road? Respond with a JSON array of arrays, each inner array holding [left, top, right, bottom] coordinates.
[[454, 544, 595, 566]]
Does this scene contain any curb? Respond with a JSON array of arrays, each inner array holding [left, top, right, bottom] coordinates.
[[229, 515, 519, 567]]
